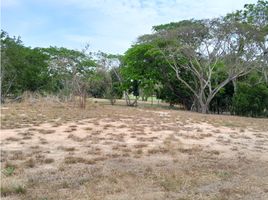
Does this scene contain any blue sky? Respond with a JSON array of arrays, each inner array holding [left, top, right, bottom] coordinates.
[[1, 0, 257, 54]]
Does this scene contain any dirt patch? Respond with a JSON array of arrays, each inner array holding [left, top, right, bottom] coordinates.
[[1, 101, 268, 200]]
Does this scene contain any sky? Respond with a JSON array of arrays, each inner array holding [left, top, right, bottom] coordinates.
[[1, 0, 258, 54]]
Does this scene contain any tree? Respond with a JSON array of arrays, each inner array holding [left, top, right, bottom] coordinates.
[[122, 43, 158, 105], [152, 18, 260, 113], [87, 68, 110, 98], [232, 81, 268, 117], [225, 0, 268, 83], [94, 52, 136, 106], [1, 30, 50, 102], [122, 1, 267, 114], [123, 42, 194, 108], [92, 52, 123, 104], [41, 46, 96, 108]]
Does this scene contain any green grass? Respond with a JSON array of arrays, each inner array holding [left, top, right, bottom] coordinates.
[[2, 166, 15, 176], [1, 184, 26, 197]]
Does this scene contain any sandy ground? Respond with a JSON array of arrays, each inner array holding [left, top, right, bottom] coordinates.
[[1, 100, 268, 200]]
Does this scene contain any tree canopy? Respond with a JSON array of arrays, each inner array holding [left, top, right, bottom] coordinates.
[[1, 0, 267, 116]]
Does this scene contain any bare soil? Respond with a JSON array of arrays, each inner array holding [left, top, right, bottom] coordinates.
[[1, 100, 268, 200]]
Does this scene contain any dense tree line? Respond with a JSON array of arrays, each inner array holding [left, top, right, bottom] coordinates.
[[122, 0, 268, 116], [1, 0, 267, 117], [1, 32, 122, 107]]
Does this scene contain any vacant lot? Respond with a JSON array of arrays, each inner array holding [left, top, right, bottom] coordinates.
[[1, 99, 268, 200]]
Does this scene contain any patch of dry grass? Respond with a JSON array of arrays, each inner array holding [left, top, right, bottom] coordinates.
[[64, 156, 106, 165], [5, 137, 20, 142], [38, 129, 56, 134], [23, 158, 35, 168], [1, 179, 26, 197], [1, 100, 268, 200], [58, 146, 76, 152]]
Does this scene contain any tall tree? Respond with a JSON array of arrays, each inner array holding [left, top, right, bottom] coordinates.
[[1, 30, 50, 102], [123, 42, 193, 108], [225, 0, 268, 83], [92, 52, 123, 104], [152, 19, 260, 113], [41, 46, 96, 107]]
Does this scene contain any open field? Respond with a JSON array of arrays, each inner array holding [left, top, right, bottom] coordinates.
[[1, 99, 268, 200]]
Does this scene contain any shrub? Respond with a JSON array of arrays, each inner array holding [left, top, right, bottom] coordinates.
[[232, 82, 268, 117]]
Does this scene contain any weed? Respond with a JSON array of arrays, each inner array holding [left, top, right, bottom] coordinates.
[[14, 185, 26, 194], [2, 166, 15, 176], [1, 183, 26, 196], [216, 171, 232, 180]]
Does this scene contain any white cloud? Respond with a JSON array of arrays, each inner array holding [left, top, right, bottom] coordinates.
[[64, 0, 257, 53], [3, 0, 258, 53], [50, 0, 258, 35]]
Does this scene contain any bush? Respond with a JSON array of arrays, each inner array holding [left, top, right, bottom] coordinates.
[[232, 82, 268, 117]]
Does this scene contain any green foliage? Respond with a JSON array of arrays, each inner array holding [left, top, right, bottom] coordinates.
[[1, 1, 267, 117], [87, 52, 123, 100], [226, 0, 268, 27], [1, 184, 26, 197], [122, 41, 196, 108], [123, 43, 160, 81], [2, 166, 15, 176], [88, 68, 111, 98], [1, 30, 50, 100], [124, 1, 267, 114], [1, 31, 98, 102], [14, 185, 26, 194], [41, 46, 97, 95], [232, 82, 268, 117], [210, 82, 234, 114], [122, 43, 160, 96], [153, 19, 204, 32]]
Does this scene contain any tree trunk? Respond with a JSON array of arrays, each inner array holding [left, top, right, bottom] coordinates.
[[124, 91, 138, 107], [200, 104, 208, 114], [124, 91, 131, 106], [232, 78, 237, 94]]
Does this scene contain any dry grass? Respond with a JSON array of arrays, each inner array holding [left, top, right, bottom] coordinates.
[[38, 129, 56, 134], [1, 180, 26, 197], [58, 146, 76, 152], [1, 100, 268, 200], [43, 158, 55, 164], [23, 158, 35, 168], [5, 137, 20, 142]]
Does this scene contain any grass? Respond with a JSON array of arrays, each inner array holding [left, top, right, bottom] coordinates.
[[24, 158, 35, 168], [215, 171, 233, 180], [64, 156, 97, 165], [2, 166, 15, 176], [159, 175, 183, 192], [39, 129, 56, 134], [9, 150, 25, 160], [1, 99, 268, 199], [5, 137, 20, 141], [43, 158, 55, 164], [58, 146, 76, 151], [1, 180, 26, 197]]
